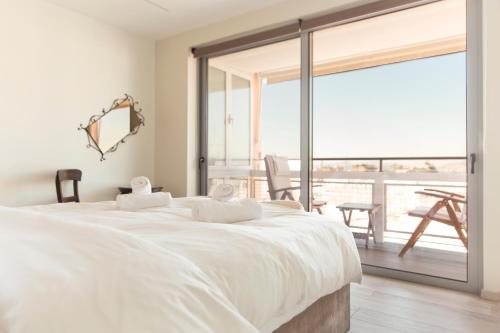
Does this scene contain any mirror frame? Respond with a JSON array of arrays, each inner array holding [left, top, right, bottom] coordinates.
[[78, 94, 145, 161]]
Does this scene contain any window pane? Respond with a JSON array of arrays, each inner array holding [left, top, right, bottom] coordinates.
[[208, 67, 226, 166], [311, 0, 467, 281], [260, 79, 300, 160], [207, 38, 301, 200], [230, 75, 251, 166], [313, 53, 466, 158]]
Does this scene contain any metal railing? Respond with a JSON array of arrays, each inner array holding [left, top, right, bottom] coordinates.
[[312, 156, 467, 173], [208, 156, 467, 242]]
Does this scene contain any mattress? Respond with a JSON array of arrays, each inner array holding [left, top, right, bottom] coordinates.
[[1, 198, 362, 333]]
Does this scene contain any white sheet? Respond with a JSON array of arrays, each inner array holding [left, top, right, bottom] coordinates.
[[21, 198, 362, 333], [0, 206, 258, 333]]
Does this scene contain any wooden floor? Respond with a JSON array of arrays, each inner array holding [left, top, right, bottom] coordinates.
[[351, 275, 500, 332], [355, 238, 467, 281]]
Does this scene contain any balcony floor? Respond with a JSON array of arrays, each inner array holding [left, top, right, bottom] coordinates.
[[356, 236, 467, 281], [318, 205, 468, 281]]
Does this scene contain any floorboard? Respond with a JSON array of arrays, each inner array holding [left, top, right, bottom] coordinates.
[[351, 275, 500, 332], [355, 239, 467, 281]]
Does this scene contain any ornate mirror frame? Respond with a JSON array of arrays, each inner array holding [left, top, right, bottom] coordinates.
[[78, 94, 145, 161]]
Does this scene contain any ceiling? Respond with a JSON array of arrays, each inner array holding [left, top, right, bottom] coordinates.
[[211, 0, 465, 76], [46, 0, 288, 40]]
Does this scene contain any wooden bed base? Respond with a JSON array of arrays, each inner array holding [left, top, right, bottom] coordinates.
[[273, 285, 350, 333]]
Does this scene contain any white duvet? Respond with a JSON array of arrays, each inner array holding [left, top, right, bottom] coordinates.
[[1, 199, 362, 333]]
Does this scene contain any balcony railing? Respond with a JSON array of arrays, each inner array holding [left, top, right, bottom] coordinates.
[[208, 156, 467, 244]]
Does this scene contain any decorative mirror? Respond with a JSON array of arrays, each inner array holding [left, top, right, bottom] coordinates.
[[78, 94, 144, 161]]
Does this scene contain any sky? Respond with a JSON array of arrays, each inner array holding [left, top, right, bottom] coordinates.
[[260, 52, 466, 159]]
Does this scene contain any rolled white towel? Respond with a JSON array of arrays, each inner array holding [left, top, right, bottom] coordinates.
[[117, 192, 172, 211], [211, 184, 235, 202], [192, 198, 263, 223], [130, 176, 152, 195]]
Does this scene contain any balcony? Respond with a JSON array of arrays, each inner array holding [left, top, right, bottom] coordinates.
[[208, 156, 468, 281]]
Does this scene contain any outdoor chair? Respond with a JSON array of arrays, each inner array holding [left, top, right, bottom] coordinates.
[[264, 155, 327, 214], [399, 189, 467, 257]]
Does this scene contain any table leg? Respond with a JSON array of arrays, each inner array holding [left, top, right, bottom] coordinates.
[[369, 212, 376, 244], [366, 211, 376, 248], [341, 209, 353, 226]]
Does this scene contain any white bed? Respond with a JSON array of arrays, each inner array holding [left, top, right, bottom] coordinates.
[[0, 198, 361, 333]]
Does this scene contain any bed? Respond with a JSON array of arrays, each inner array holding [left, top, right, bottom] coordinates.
[[0, 198, 361, 333]]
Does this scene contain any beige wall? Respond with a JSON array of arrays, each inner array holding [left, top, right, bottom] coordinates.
[[0, 0, 156, 206], [482, 0, 500, 295], [156, 0, 499, 293]]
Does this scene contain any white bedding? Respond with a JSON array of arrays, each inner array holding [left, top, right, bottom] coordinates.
[[2, 198, 362, 333]]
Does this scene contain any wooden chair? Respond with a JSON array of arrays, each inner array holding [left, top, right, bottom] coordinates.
[[264, 155, 326, 214], [399, 189, 467, 257], [55, 169, 82, 203]]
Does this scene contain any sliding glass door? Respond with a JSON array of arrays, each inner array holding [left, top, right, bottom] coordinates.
[[199, 0, 480, 292], [206, 38, 302, 200], [207, 66, 253, 197], [311, 0, 468, 281]]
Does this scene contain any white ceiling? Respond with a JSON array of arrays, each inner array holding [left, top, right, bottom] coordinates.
[[211, 0, 465, 75], [46, 0, 288, 40]]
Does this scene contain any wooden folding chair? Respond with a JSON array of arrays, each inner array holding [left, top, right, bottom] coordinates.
[[399, 189, 467, 257], [264, 155, 326, 214]]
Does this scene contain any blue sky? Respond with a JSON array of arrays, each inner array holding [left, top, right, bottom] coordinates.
[[260, 52, 466, 159]]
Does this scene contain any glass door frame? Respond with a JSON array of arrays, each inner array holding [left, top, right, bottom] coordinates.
[[205, 64, 254, 197], [198, 0, 483, 294]]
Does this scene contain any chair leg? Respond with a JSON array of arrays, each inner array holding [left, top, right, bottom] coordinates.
[[316, 207, 323, 215], [400, 201, 444, 257], [409, 219, 431, 249], [444, 201, 468, 249], [399, 217, 431, 257], [453, 225, 468, 249]]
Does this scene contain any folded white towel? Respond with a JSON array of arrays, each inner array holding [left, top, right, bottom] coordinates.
[[273, 156, 290, 176], [192, 198, 263, 223], [130, 176, 152, 195], [211, 184, 235, 201], [265, 200, 304, 210], [117, 192, 172, 211]]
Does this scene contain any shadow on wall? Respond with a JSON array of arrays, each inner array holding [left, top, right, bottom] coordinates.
[[0, 170, 123, 206], [1, 171, 58, 206], [82, 186, 120, 203]]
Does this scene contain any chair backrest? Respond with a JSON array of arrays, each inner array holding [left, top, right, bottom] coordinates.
[[264, 155, 292, 200], [55, 169, 82, 203]]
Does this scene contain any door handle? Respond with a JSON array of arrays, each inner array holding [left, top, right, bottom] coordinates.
[[470, 153, 476, 174], [198, 156, 205, 169]]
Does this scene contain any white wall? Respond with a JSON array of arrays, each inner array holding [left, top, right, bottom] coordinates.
[[482, 0, 500, 296], [0, 0, 155, 206], [156, 0, 500, 294]]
